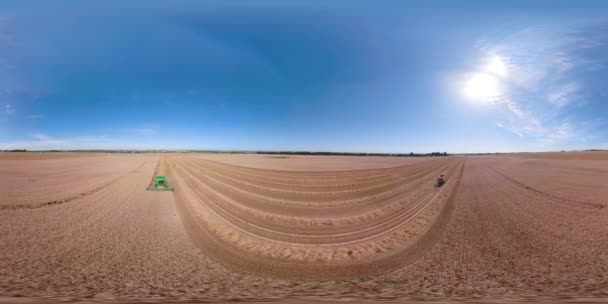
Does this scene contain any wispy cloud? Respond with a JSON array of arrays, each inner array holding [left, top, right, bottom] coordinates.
[[467, 23, 608, 149], [2, 133, 73, 150], [553, 53, 575, 73], [28, 133, 51, 141], [4, 104, 14, 114], [27, 113, 43, 119], [0, 133, 160, 150], [496, 120, 524, 137], [501, 98, 525, 118], [537, 121, 573, 146], [135, 127, 158, 136], [547, 82, 579, 108]]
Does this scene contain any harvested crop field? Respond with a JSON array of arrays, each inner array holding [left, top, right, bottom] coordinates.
[[1, 151, 608, 303]]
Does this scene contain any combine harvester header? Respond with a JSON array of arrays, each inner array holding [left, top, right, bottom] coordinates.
[[147, 175, 174, 192]]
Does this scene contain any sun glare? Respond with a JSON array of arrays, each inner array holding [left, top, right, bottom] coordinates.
[[486, 55, 508, 77], [464, 73, 499, 103], [462, 54, 509, 104]]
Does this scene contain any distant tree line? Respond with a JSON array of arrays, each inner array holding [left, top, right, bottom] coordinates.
[[9, 149, 453, 157], [427, 152, 448, 157], [249, 151, 449, 157]]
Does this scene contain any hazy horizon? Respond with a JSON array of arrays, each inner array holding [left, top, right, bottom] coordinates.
[[1, 1, 608, 153], [3, 148, 605, 155]]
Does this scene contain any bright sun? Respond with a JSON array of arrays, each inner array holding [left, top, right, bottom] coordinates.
[[486, 55, 508, 77], [464, 73, 499, 103], [462, 55, 508, 104]]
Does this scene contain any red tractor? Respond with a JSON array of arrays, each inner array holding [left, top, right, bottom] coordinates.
[[437, 174, 446, 186]]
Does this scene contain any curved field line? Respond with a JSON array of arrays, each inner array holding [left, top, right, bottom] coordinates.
[[195, 158, 417, 180], [185, 157, 453, 195], [171, 157, 452, 223], [174, 160, 441, 238], [489, 166, 603, 210], [0, 160, 152, 210], [190, 156, 441, 176], [176, 165, 425, 244], [173, 157, 465, 280], [176, 157, 454, 208], [194, 156, 445, 180], [185, 161, 435, 202], [173, 158, 459, 245], [189, 162, 411, 192], [191, 162, 409, 196], [177, 158, 459, 244]]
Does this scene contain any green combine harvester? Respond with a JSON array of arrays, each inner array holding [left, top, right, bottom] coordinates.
[[147, 175, 174, 192]]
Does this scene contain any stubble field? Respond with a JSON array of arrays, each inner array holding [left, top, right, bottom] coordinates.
[[1, 151, 608, 302]]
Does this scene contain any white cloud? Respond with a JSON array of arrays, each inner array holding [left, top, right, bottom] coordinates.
[[462, 24, 608, 151], [135, 127, 157, 136], [0, 133, 161, 150], [29, 133, 51, 141], [4, 104, 14, 114], [27, 114, 43, 119], [547, 83, 579, 108], [554, 54, 574, 73], [500, 98, 525, 118], [568, 34, 605, 50], [496, 119, 525, 137], [1, 133, 72, 150], [537, 122, 573, 146]]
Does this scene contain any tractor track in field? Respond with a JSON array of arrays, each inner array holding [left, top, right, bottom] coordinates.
[[172, 156, 453, 220], [170, 159, 442, 242], [176, 157, 455, 208], [146, 158, 163, 189], [488, 165, 604, 210], [190, 160, 452, 196], [195, 156, 439, 176], [197, 165, 408, 191], [178, 157, 454, 202], [195, 161, 440, 184], [169, 155, 464, 279], [7, 152, 608, 301], [188, 156, 443, 183], [0, 160, 152, 210], [195, 167, 409, 196], [173, 158, 460, 243]]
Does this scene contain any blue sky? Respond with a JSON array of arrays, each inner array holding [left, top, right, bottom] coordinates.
[[1, 1, 608, 153]]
